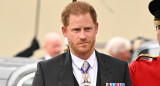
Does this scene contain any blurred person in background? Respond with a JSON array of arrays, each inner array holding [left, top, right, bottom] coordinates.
[[105, 37, 132, 63], [42, 32, 62, 60], [15, 32, 62, 60], [129, 0, 160, 86], [130, 36, 152, 57]]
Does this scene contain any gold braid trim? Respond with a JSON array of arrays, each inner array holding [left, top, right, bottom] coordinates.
[[154, 20, 160, 26], [135, 54, 157, 61]]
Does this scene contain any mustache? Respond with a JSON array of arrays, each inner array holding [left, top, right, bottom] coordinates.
[[78, 40, 90, 44]]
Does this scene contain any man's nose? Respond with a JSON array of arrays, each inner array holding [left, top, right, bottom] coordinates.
[[79, 30, 87, 39]]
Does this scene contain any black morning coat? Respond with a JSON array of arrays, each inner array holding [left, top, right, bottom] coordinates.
[[32, 50, 132, 86]]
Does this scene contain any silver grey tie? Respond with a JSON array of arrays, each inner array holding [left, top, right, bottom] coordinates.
[[81, 61, 91, 86]]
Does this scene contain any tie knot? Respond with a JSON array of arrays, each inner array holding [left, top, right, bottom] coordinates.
[[82, 61, 90, 72]]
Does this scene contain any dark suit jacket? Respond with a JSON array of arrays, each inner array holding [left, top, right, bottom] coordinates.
[[32, 50, 132, 86]]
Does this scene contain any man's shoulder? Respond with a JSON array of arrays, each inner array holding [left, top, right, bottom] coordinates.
[[97, 52, 127, 65], [38, 52, 67, 67], [129, 54, 159, 68], [97, 52, 128, 73], [99, 52, 126, 61]]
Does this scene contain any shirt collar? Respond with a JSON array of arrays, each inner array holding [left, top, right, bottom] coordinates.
[[71, 50, 97, 69], [44, 54, 52, 60]]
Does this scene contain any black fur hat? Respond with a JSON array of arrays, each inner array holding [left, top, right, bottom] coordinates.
[[149, 0, 160, 26]]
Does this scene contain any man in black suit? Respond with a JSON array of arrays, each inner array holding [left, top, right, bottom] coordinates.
[[32, 1, 132, 86]]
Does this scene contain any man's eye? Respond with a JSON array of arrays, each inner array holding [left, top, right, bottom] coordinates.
[[74, 28, 80, 31], [85, 27, 91, 31]]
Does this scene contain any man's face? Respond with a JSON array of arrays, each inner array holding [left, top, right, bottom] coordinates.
[[119, 49, 131, 62], [62, 13, 98, 55], [156, 26, 160, 45], [46, 39, 62, 57]]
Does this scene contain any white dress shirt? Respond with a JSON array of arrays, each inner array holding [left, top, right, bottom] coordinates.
[[71, 51, 98, 86], [44, 54, 52, 60]]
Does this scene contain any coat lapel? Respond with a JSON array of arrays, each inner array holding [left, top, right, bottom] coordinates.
[[58, 50, 75, 86], [57, 50, 113, 86], [96, 51, 113, 86]]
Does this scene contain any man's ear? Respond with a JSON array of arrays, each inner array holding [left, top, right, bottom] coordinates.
[[62, 26, 67, 37], [95, 22, 98, 34]]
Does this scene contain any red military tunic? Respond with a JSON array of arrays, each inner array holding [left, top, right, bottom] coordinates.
[[129, 54, 160, 86]]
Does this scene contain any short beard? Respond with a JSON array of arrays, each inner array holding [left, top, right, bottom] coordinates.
[[68, 39, 95, 55]]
